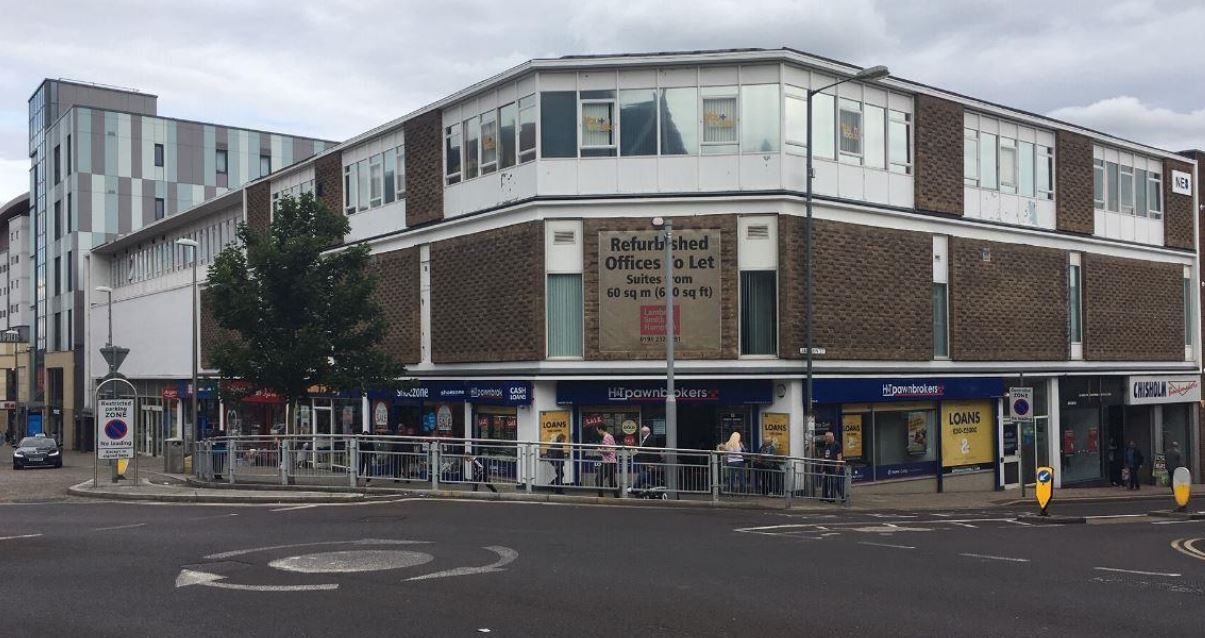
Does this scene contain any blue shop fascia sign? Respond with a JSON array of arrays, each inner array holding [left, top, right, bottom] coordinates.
[[811, 377, 1005, 404], [556, 380, 773, 405], [367, 381, 531, 406]]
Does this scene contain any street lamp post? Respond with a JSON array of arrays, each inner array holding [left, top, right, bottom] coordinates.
[[652, 217, 676, 450], [804, 65, 889, 444], [94, 285, 116, 481], [176, 239, 199, 449]]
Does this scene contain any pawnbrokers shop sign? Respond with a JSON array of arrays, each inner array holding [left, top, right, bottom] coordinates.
[[598, 229, 722, 353]]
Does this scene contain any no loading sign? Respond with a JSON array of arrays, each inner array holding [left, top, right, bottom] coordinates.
[[176, 539, 517, 592]]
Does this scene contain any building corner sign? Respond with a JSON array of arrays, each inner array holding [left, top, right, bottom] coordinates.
[[1171, 169, 1192, 196], [1125, 376, 1201, 405]]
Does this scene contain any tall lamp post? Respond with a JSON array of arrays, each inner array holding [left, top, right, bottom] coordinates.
[[651, 216, 676, 451], [804, 64, 889, 441], [176, 238, 199, 449], [94, 285, 116, 480]]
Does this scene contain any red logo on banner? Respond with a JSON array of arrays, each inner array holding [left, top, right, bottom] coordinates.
[[640, 305, 681, 336]]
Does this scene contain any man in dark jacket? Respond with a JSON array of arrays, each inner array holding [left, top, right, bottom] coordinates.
[[1124, 440, 1144, 490]]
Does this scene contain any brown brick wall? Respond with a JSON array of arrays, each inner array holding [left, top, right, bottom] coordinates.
[[949, 239, 1068, 361], [404, 110, 444, 228], [430, 222, 543, 362], [1083, 253, 1184, 361], [1184, 150, 1205, 352], [245, 180, 271, 235], [913, 94, 964, 216], [368, 248, 422, 365], [584, 216, 738, 360], [1163, 157, 1194, 250], [1055, 130, 1094, 235], [779, 216, 932, 361], [313, 152, 343, 217]]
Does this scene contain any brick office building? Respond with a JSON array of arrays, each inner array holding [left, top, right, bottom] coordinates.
[[88, 49, 1201, 493]]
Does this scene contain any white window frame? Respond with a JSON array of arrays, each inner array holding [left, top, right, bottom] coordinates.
[[888, 109, 912, 175], [343, 163, 358, 215], [837, 98, 863, 165], [783, 85, 807, 154], [1119, 164, 1134, 214], [518, 94, 537, 163], [701, 89, 739, 152], [368, 153, 383, 208], [964, 128, 979, 186], [1036, 144, 1054, 200], [999, 137, 1017, 194], [1069, 253, 1083, 360], [1148, 171, 1163, 219], [480, 110, 498, 173], [444, 125, 462, 185], [578, 97, 617, 156]]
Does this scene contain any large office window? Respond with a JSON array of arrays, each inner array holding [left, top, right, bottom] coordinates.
[[154, 143, 165, 167], [739, 271, 777, 355], [979, 132, 997, 190], [53, 200, 61, 239], [518, 95, 537, 163], [620, 89, 657, 156], [216, 149, 228, 175], [480, 110, 498, 174], [1019, 141, 1035, 198], [154, 197, 165, 220], [54, 144, 61, 184], [463, 117, 480, 179], [547, 273, 583, 357], [888, 110, 911, 173], [260, 155, 272, 177], [964, 129, 979, 185], [659, 87, 698, 155], [66, 134, 72, 175], [837, 98, 862, 163], [999, 137, 1017, 193], [862, 104, 885, 169], [810, 92, 835, 160], [580, 91, 616, 157], [369, 154, 383, 208], [499, 102, 517, 169], [1106, 161, 1119, 211], [54, 257, 60, 295], [784, 85, 807, 154], [540, 91, 577, 159], [356, 159, 369, 212], [740, 84, 779, 153], [344, 163, 359, 213], [384, 151, 397, 204], [1093, 159, 1105, 209], [444, 125, 462, 184], [66, 250, 72, 291], [701, 87, 738, 154], [396, 146, 406, 198]]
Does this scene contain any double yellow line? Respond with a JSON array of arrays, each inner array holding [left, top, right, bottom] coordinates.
[[1171, 537, 1205, 561]]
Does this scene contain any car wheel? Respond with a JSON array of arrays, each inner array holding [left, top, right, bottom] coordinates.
[[55, 461, 62, 469], [12, 464, 19, 470]]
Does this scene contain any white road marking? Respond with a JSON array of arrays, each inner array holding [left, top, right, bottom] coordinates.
[[186, 513, 239, 521], [206, 538, 429, 561], [269, 549, 434, 574], [1153, 520, 1199, 525], [91, 523, 146, 532], [858, 541, 916, 550], [175, 569, 337, 592], [951, 522, 977, 528], [1170, 537, 1205, 561], [1094, 567, 1181, 577], [931, 513, 951, 517], [405, 546, 517, 582], [270, 504, 318, 512], [1084, 514, 1147, 519], [1004, 519, 1034, 526], [0, 533, 43, 542], [960, 553, 1029, 563]]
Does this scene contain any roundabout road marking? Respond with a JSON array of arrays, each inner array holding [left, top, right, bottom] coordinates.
[[176, 569, 338, 592], [270, 549, 434, 574], [205, 538, 429, 560], [1171, 537, 1205, 562], [405, 546, 518, 582]]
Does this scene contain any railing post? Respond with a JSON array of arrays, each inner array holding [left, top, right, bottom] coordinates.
[[619, 449, 630, 498], [280, 440, 290, 486], [843, 464, 852, 506], [523, 443, 533, 494], [227, 441, 235, 485], [784, 460, 794, 508], [349, 436, 359, 488], [711, 452, 720, 502], [431, 443, 440, 491]]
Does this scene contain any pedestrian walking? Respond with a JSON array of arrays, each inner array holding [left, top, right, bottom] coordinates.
[[1124, 440, 1144, 490], [1165, 441, 1183, 491], [596, 425, 619, 497], [821, 431, 844, 502], [1107, 438, 1123, 487], [547, 433, 567, 494], [723, 432, 747, 494], [631, 426, 659, 491], [358, 432, 376, 483], [471, 454, 498, 493]]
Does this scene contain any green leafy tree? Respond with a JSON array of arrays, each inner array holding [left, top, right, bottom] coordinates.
[[207, 192, 402, 431]]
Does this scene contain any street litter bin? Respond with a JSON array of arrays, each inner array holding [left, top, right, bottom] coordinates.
[[164, 438, 185, 474]]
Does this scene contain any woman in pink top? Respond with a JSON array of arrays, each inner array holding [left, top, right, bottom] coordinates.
[[597, 425, 619, 497]]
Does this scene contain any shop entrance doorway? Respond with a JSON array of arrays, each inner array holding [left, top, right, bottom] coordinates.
[[1123, 405, 1153, 485], [676, 404, 752, 452]]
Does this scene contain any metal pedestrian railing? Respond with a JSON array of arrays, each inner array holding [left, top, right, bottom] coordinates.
[[192, 434, 851, 504]]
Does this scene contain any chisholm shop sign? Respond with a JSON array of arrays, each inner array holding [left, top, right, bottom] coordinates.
[[1125, 375, 1202, 406]]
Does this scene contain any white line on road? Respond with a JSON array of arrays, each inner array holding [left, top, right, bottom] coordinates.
[[951, 522, 977, 528], [0, 533, 43, 542], [270, 504, 318, 512], [91, 523, 146, 532], [1004, 519, 1034, 526], [959, 553, 1030, 563], [186, 513, 239, 521], [858, 541, 916, 550], [1153, 520, 1200, 525], [175, 569, 338, 592], [1083, 514, 1147, 519], [1094, 567, 1181, 577], [405, 546, 517, 582]]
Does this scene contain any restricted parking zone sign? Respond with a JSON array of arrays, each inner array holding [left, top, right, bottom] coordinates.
[[98, 399, 135, 460]]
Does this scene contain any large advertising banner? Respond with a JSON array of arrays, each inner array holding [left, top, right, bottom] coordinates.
[[760, 413, 790, 455], [598, 229, 722, 353], [841, 414, 863, 460], [539, 410, 571, 453], [940, 400, 994, 469]]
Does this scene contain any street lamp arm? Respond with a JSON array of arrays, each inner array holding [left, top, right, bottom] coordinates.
[[808, 65, 890, 97]]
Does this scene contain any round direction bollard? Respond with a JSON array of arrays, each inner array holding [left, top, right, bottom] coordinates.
[[1173, 466, 1192, 513], [1035, 466, 1054, 516]]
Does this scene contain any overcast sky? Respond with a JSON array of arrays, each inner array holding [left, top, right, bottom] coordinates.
[[2, 0, 1203, 202]]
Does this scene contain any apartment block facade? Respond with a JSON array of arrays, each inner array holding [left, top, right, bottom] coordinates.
[[26, 79, 331, 449], [89, 49, 1202, 493]]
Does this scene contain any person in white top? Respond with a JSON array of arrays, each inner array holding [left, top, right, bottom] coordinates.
[[724, 431, 747, 493]]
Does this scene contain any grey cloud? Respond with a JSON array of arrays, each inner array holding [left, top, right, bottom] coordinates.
[[1, 0, 1203, 201]]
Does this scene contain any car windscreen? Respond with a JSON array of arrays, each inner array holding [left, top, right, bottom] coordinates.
[[18, 438, 53, 448]]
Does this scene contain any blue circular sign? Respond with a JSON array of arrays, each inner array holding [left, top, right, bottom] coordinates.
[[104, 419, 128, 440], [1037, 469, 1052, 483], [1013, 398, 1030, 417]]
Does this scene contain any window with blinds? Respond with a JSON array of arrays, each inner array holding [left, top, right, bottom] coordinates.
[[547, 273, 584, 357], [580, 99, 616, 157], [702, 92, 738, 152]]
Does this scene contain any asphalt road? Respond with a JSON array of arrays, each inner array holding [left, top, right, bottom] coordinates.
[[1, 496, 1203, 637]]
